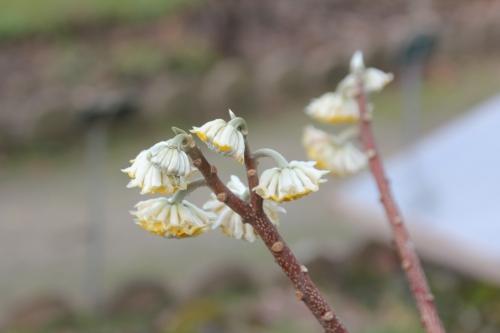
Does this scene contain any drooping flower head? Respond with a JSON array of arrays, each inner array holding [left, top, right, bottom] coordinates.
[[149, 135, 192, 177], [303, 126, 367, 177], [338, 51, 393, 97], [191, 110, 246, 163], [326, 143, 367, 177], [253, 154, 329, 202], [204, 175, 285, 242], [302, 125, 335, 170], [132, 197, 214, 239], [305, 92, 359, 124], [122, 150, 187, 195]]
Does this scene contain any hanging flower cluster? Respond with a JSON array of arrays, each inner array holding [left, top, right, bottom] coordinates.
[[303, 126, 367, 177], [303, 51, 393, 176], [132, 197, 214, 238], [191, 109, 246, 163], [123, 110, 327, 242]]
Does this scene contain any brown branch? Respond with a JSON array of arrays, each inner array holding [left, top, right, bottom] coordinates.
[[356, 85, 446, 333], [186, 143, 348, 333], [243, 139, 264, 212]]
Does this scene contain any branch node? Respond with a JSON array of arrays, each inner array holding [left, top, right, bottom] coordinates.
[[366, 149, 376, 159], [402, 259, 412, 270], [247, 168, 257, 177], [295, 290, 304, 301], [300, 265, 309, 273], [193, 158, 202, 167], [210, 165, 217, 174], [425, 293, 435, 302], [322, 311, 334, 321], [271, 241, 284, 253], [216, 192, 227, 202], [394, 215, 403, 225]]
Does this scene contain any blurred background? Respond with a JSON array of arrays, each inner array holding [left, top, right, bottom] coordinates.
[[1, 0, 500, 332]]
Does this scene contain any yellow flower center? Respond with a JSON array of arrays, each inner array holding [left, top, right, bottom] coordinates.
[[320, 114, 359, 124], [193, 130, 208, 142], [137, 220, 207, 239], [212, 141, 233, 152], [266, 189, 313, 202], [137, 220, 168, 237]]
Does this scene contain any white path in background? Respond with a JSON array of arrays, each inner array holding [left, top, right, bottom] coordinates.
[[338, 95, 500, 282]]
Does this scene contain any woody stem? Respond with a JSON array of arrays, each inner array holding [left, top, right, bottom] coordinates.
[[184, 143, 348, 333], [253, 148, 289, 167], [169, 179, 207, 203], [244, 139, 264, 212], [355, 80, 446, 333]]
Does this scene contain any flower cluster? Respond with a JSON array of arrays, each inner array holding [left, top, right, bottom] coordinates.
[[123, 110, 328, 242], [122, 140, 189, 195], [303, 126, 367, 177], [122, 132, 211, 239], [132, 198, 214, 238], [191, 109, 246, 163], [254, 160, 328, 202], [303, 51, 392, 177]]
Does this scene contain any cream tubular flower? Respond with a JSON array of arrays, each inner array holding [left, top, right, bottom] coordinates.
[[303, 126, 367, 177], [149, 135, 192, 177], [338, 51, 393, 96], [305, 92, 360, 124], [122, 150, 187, 195], [302, 125, 335, 170], [203, 175, 285, 242], [191, 110, 246, 163], [326, 142, 367, 177], [253, 149, 329, 202], [132, 197, 214, 239]]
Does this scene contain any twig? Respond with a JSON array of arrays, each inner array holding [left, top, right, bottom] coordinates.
[[185, 143, 348, 333], [244, 139, 264, 212], [355, 84, 446, 333]]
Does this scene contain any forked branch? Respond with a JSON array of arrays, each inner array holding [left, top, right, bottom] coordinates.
[[185, 143, 348, 333]]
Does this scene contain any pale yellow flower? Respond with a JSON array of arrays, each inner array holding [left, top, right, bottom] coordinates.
[[191, 110, 245, 163], [303, 126, 367, 177], [204, 175, 285, 242], [122, 150, 186, 195], [149, 138, 192, 177], [254, 161, 329, 202], [338, 51, 393, 96], [132, 197, 214, 239], [305, 92, 359, 124]]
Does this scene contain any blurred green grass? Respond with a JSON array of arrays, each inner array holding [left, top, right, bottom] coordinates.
[[0, 0, 196, 39]]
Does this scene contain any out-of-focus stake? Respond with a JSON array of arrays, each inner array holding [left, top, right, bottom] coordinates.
[[399, 0, 438, 211], [80, 92, 138, 310], [84, 120, 107, 310]]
